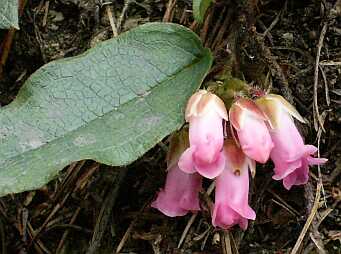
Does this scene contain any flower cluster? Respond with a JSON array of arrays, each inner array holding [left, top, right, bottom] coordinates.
[[152, 90, 327, 230]]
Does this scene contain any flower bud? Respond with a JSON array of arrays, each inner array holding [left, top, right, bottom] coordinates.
[[229, 98, 273, 163], [178, 90, 228, 179]]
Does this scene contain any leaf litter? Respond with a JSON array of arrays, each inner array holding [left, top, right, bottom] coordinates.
[[0, 0, 340, 253]]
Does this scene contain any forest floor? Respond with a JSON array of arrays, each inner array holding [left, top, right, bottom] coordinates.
[[0, 0, 340, 253]]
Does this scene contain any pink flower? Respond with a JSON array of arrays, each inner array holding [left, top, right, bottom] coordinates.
[[151, 165, 202, 217], [256, 94, 327, 190], [152, 131, 202, 217], [212, 140, 256, 230], [178, 90, 229, 179], [229, 98, 273, 163]]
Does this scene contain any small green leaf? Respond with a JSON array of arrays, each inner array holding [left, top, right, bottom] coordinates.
[[0, 0, 19, 29], [193, 0, 213, 23], [0, 22, 212, 196]]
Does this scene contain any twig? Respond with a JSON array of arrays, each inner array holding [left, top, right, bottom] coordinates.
[[270, 46, 315, 63], [313, 23, 328, 132], [200, 8, 213, 43], [262, 10, 282, 37], [29, 202, 63, 247], [319, 60, 341, 65], [177, 181, 215, 248], [230, 233, 239, 254], [115, 200, 151, 253], [115, 220, 134, 253], [318, 65, 330, 106], [316, 113, 327, 208], [271, 199, 298, 217], [212, 10, 232, 50], [268, 190, 300, 216], [305, 138, 327, 254], [205, 7, 226, 48], [27, 222, 51, 254], [221, 231, 233, 254], [290, 182, 322, 254], [52, 161, 85, 202], [106, 6, 118, 37], [0, 0, 28, 77], [87, 168, 127, 254], [0, 218, 6, 254], [177, 212, 197, 249], [316, 208, 333, 228], [117, 0, 131, 32], [56, 206, 82, 253], [255, 34, 294, 104], [42, 1, 49, 27], [163, 0, 177, 22]]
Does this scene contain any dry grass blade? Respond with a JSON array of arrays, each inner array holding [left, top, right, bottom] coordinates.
[[319, 60, 341, 65], [115, 200, 151, 253], [262, 9, 282, 37], [290, 182, 322, 254], [117, 0, 131, 32], [178, 181, 215, 248], [221, 231, 233, 254], [163, 0, 177, 22], [87, 168, 127, 254], [0, 219, 5, 254], [55, 206, 82, 254], [106, 6, 118, 37], [313, 23, 328, 132]]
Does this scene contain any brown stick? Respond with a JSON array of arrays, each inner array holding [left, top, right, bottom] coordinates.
[[87, 168, 127, 254], [255, 34, 294, 104], [290, 182, 322, 254], [0, 0, 28, 78], [313, 23, 328, 132]]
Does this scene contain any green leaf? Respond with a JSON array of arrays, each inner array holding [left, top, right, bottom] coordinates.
[[193, 0, 213, 23], [0, 22, 212, 196], [0, 0, 19, 29]]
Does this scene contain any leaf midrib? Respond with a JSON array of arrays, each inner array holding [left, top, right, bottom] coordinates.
[[1, 50, 209, 166]]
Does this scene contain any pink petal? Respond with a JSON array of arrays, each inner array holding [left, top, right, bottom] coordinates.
[[212, 204, 248, 230], [212, 146, 256, 230], [270, 112, 305, 164], [151, 165, 202, 217], [272, 159, 302, 180], [304, 145, 318, 155], [230, 98, 268, 130], [188, 108, 221, 140], [189, 110, 224, 156], [304, 145, 328, 165], [237, 114, 273, 163], [307, 157, 328, 165], [186, 107, 225, 178], [282, 160, 309, 190], [178, 147, 196, 174], [194, 150, 225, 179]]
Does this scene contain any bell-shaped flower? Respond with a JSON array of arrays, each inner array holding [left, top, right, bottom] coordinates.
[[178, 90, 229, 179], [229, 98, 273, 163], [256, 94, 327, 190], [151, 165, 202, 216], [152, 131, 202, 217], [212, 140, 256, 230]]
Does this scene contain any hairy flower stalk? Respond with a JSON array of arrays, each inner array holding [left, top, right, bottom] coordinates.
[[212, 140, 256, 230], [229, 98, 273, 163], [256, 94, 327, 190], [178, 90, 229, 179], [151, 131, 202, 217]]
